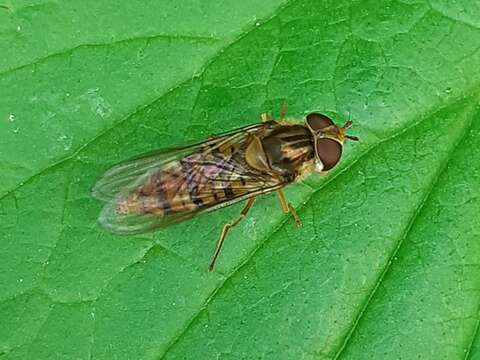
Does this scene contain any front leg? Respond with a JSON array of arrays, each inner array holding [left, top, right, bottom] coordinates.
[[260, 101, 288, 123], [280, 101, 288, 121], [260, 112, 275, 123]]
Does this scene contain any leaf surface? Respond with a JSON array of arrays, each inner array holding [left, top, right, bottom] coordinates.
[[1, 0, 480, 359]]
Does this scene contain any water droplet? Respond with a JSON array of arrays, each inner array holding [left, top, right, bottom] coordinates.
[[445, 87, 452, 94], [255, 22, 261, 26], [16, 25, 21, 31], [58, 134, 72, 151], [19, 278, 24, 282], [8, 114, 15, 122], [83, 89, 112, 118]]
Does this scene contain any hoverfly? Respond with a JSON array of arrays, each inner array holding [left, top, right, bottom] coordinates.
[[92, 105, 358, 271]]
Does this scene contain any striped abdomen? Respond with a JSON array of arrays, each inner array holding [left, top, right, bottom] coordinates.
[[116, 150, 267, 216]]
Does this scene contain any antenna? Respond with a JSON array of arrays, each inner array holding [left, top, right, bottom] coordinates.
[[342, 120, 359, 141]]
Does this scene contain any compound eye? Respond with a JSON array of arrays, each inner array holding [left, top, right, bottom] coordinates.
[[316, 138, 342, 171], [306, 113, 334, 131]]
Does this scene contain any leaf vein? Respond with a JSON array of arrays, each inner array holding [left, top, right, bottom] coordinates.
[[157, 85, 477, 360], [465, 310, 480, 360], [0, 0, 293, 202], [0, 34, 220, 78], [332, 101, 475, 360]]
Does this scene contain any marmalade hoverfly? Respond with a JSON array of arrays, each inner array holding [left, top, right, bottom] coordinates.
[[92, 105, 358, 271]]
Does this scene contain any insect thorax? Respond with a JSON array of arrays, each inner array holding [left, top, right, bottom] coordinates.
[[246, 124, 316, 181]]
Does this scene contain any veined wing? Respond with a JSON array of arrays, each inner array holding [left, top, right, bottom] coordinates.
[[93, 121, 285, 234], [92, 122, 269, 202]]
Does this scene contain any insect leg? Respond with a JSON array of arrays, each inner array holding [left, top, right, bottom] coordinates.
[[260, 112, 274, 123], [208, 197, 256, 272], [276, 189, 302, 227], [280, 101, 288, 120]]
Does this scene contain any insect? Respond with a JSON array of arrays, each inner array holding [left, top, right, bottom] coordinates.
[[92, 105, 358, 271]]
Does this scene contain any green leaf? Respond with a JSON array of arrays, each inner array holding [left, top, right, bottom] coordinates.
[[1, 0, 480, 359]]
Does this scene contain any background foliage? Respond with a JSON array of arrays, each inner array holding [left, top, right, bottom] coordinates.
[[1, 0, 480, 359]]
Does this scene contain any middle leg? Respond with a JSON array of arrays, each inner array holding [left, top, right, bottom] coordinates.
[[276, 188, 302, 227]]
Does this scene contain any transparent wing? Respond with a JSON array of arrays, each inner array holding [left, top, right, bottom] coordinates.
[[92, 145, 198, 202], [98, 178, 284, 235], [91, 122, 266, 202], [93, 122, 285, 235]]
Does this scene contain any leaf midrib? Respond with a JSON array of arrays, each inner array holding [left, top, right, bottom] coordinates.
[[465, 313, 480, 360], [332, 104, 476, 359]]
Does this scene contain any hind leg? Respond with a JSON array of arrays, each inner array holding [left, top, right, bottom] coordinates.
[[208, 197, 256, 271]]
